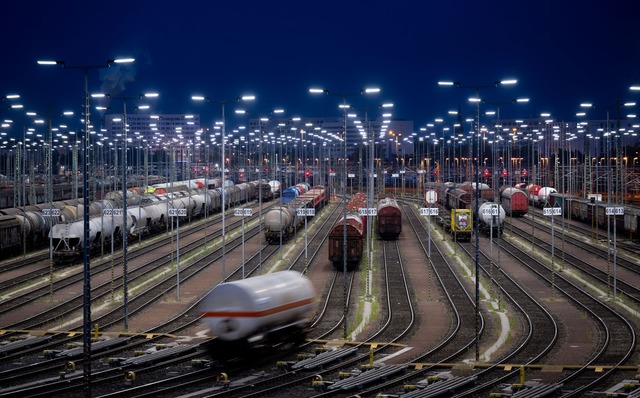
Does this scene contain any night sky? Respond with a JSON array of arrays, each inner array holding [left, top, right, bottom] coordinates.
[[2, 0, 640, 137]]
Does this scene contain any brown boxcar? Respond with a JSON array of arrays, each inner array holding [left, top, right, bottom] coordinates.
[[328, 213, 364, 270], [377, 197, 402, 239]]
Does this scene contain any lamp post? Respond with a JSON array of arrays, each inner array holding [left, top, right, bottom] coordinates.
[[310, 86, 380, 339], [38, 56, 135, 397], [192, 94, 255, 282], [438, 78, 517, 362], [235, 109, 279, 270], [92, 91, 158, 323]]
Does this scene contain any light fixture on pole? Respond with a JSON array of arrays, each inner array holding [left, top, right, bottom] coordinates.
[[439, 77, 517, 362], [92, 91, 158, 321], [192, 94, 255, 282], [309, 86, 380, 339], [38, 56, 135, 397]]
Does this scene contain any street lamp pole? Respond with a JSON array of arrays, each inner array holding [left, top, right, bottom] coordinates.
[[92, 91, 157, 326], [310, 86, 380, 339], [38, 56, 134, 397], [438, 78, 517, 362], [192, 94, 255, 282]]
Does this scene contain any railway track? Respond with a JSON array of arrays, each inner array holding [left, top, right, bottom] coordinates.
[[506, 218, 640, 305], [514, 209, 640, 266], [325, 202, 484, 397], [0, 196, 306, 395], [0, 201, 276, 294], [0, 210, 281, 393], [494, 233, 637, 395], [79, 202, 359, 397], [0, 201, 277, 330]]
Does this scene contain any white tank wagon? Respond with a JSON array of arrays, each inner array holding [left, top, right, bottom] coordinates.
[[175, 192, 199, 217], [537, 187, 557, 204], [200, 271, 316, 348], [140, 199, 168, 232], [268, 180, 281, 197], [50, 215, 121, 262], [263, 205, 300, 243], [189, 191, 207, 215], [475, 200, 506, 236], [125, 206, 148, 236]]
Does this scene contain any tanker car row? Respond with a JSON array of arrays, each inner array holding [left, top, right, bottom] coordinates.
[[0, 179, 281, 262], [263, 185, 327, 243]]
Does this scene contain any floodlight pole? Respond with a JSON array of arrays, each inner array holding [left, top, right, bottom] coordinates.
[[438, 78, 517, 362], [38, 57, 133, 397]]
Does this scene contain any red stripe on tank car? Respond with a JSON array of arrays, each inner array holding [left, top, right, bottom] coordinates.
[[202, 297, 315, 318]]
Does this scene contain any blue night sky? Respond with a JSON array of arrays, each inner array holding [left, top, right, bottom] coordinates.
[[2, 0, 639, 136]]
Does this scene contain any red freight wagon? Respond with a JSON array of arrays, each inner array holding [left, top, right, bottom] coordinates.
[[377, 197, 402, 239]]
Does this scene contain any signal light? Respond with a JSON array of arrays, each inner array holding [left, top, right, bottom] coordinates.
[[522, 169, 528, 176], [501, 169, 508, 177], [305, 170, 310, 177], [483, 169, 490, 178]]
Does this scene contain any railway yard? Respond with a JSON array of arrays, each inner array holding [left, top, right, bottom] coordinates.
[[1, 186, 640, 398]]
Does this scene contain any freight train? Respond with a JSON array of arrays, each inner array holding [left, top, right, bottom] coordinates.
[[377, 197, 402, 239], [263, 186, 327, 243], [549, 193, 640, 241], [527, 184, 557, 206], [199, 271, 316, 354], [328, 192, 367, 270], [474, 199, 506, 236], [0, 178, 281, 262], [433, 182, 507, 240], [281, 183, 311, 204]]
